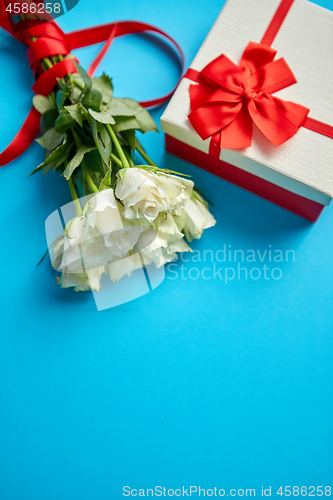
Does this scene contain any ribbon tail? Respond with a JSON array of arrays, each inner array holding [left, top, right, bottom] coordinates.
[[87, 21, 119, 77], [209, 131, 222, 157], [220, 106, 253, 149], [0, 107, 41, 167], [67, 20, 185, 109], [208, 107, 252, 155], [248, 94, 309, 146]]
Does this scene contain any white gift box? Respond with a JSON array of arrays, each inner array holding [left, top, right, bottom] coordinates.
[[161, 0, 333, 221]]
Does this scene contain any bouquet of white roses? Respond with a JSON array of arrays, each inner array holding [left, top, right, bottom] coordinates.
[[1, 8, 216, 292]]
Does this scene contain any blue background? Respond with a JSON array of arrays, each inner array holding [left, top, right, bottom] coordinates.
[[0, 0, 332, 498]]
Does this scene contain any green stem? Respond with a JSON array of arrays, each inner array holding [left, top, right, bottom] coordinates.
[[68, 178, 82, 216], [105, 124, 130, 169], [27, 27, 68, 88], [28, 33, 54, 72], [110, 153, 123, 168], [43, 57, 54, 69], [124, 149, 134, 167], [83, 165, 99, 193], [136, 146, 157, 167]]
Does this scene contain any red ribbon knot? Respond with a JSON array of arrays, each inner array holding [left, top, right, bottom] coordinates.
[[243, 87, 259, 102], [187, 41, 310, 154]]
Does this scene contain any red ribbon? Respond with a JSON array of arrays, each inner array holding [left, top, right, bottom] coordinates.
[[184, 0, 333, 157], [188, 42, 309, 151], [0, 6, 185, 166]]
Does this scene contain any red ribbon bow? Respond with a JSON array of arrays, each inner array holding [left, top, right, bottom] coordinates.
[[188, 42, 310, 151]]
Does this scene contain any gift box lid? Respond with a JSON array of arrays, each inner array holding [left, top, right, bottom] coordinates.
[[161, 0, 333, 206]]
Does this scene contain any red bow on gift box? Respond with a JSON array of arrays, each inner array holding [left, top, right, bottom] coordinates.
[[188, 42, 309, 150], [185, 0, 333, 157]]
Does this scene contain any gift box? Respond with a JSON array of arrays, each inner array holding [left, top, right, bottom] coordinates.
[[160, 0, 333, 221]]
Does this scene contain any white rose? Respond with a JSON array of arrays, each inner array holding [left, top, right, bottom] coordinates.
[[56, 266, 107, 292], [108, 212, 192, 282], [138, 213, 192, 268], [139, 230, 190, 268], [57, 216, 86, 274], [53, 183, 214, 292], [115, 167, 194, 222], [150, 171, 194, 210], [182, 194, 216, 242], [84, 188, 123, 236], [54, 189, 149, 290], [58, 214, 112, 272], [85, 188, 148, 259], [107, 253, 142, 282], [54, 214, 109, 290], [104, 222, 148, 257]]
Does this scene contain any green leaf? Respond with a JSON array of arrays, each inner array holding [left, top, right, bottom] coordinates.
[[91, 119, 112, 167], [36, 128, 65, 150], [83, 149, 104, 174], [108, 98, 158, 133], [55, 112, 76, 134], [114, 108, 158, 133], [48, 92, 57, 109], [71, 85, 82, 104], [134, 108, 159, 133], [107, 97, 142, 116], [92, 74, 113, 104], [114, 115, 140, 132], [74, 61, 92, 92], [82, 89, 102, 111], [63, 145, 95, 180], [56, 79, 70, 94], [41, 108, 59, 131], [30, 139, 70, 176], [99, 166, 112, 191], [56, 90, 67, 111], [117, 167, 129, 181], [75, 125, 95, 148], [43, 162, 56, 176], [123, 129, 136, 153], [70, 73, 85, 90], [99, 123, 111, 151], [33, 95, 52, 114], [64, 104, 84, 128], [89, 108, 115, 124], [30, 160, 50, 177]]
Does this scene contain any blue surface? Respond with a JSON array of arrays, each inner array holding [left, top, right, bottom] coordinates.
[[0, 0, 333, 498]]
